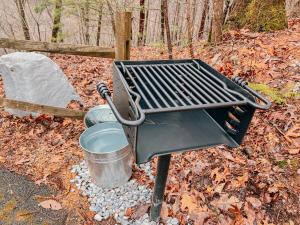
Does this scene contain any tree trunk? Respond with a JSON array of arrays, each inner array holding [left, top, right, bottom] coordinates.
[[82, 0, 90, 45], [138, 0, 145, 46], [186, 0, 194, 58], [106, 0, 116, 37], [160, 0, 165, 43], [198, 0, 209, 39], [143, 0, 149, 45], [96, 2, 103, 46], [15, 0, 30, 40], [172, 0, 180, 42], [51, 0, 62, 43], [163, 0, 172, 59], [223, 0, 231, 24], [211, 0, 224, 43]]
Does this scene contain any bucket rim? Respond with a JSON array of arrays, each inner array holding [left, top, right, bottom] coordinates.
[[79, 122, 129, 155], [83, 104, 116, 128]]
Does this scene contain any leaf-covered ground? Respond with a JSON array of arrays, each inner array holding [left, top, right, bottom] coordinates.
[[0, 20, 299, 225]]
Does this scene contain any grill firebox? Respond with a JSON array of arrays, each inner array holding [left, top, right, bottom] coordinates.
[[97, 59, 271, 164]]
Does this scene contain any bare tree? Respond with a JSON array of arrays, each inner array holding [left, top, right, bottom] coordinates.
[[223, 0, 231, 24], [143, 0, 149, 45], [198, 0, 209, 39], [26, 1, 42, 41], [51, 0, 62, 42], [172, 0, 180, 42], [82, 0, 90, 45], [162, 0, 172, 59], [186, 0, 194, 58], [138, 0, 145, 46], [160, 0, 165, 43], [96, 1, 103, 46], [211, 0, 224, 43], [106, 0, 116, 37], [15, 0, 30, 40]]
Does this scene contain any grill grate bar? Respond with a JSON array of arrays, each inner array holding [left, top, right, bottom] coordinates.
[[154, 65, 195, 105], [168, 65, 222, 104], [147, 66, 186, 106], [181, 64, 233, 102], [159, 65, 209, 104], [186, 64, 240, 101], [134, 67, 171, 107], [141, 66, 177, 107], [124, 67, 154, 109], [130, 67, 162, 108]]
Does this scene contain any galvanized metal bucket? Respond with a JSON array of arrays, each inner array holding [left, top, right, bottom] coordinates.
[[79, 122, 133, 188], [84, 105, 117, 128]]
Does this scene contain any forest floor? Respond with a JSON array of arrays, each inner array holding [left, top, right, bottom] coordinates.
[[0, 20, 299, 225]]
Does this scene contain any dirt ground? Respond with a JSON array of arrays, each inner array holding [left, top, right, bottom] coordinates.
[[0, 20, 299, 224]]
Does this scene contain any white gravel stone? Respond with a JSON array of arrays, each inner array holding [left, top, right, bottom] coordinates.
[[71, 161, 177, 225], [94, 213, 103, 221]]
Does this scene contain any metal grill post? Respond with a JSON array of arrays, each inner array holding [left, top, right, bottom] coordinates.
[[149, 154, 171, 222]]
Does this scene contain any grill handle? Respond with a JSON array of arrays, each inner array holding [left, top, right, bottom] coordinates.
[[232, 77, 271, 110], [96, 82, 146, 126]]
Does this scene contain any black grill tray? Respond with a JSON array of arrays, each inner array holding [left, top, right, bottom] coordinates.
[[136, 109, 238, 163]]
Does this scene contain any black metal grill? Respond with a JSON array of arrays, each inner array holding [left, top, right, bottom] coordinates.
[[121, 61, 247, 112], [96, 59, 272, 222], [97, 59, 271, 164]]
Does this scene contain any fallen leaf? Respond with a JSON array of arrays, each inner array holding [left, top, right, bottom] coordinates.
[[124, 207, 134, 217], [131, 204, 150, 219], [222, 151, 235, 161], [287, 148, 300, 154], [285, 124, 300, 148], [246, 197, 262, 209], [244, 202, 257, 225], [180, 193, 199, 213], [38, 199, 62, 210], [228, 205, 244, 224], [214, 183, 225, 193], [210, 167, 229, 184], [15, 158, 30, 165], [190, 211, 210, 225], [231, 172, 249, 188], [211, 194, 241, 211], [0, 155, 5, 163]]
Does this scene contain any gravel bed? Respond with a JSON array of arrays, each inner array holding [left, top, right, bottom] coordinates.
[[138, 162, 155, 181], [71, 161, 178, 225]]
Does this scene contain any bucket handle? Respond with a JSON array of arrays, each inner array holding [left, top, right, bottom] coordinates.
[[97, 82, 146, 126]]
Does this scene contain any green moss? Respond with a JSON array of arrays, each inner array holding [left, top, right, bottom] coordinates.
[[243, 0, 287, 31], [277, 160, 288, 168], [248, 83, 300, 104], [227, 0, 287, 32]]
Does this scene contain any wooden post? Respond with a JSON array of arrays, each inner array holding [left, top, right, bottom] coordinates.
[[115, 12, 131, 60]]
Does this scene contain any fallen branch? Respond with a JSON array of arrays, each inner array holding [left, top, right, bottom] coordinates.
[[0, 97, 85, 119]]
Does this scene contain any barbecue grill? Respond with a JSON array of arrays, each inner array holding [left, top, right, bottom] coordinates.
[[96, 59, 271, 221]]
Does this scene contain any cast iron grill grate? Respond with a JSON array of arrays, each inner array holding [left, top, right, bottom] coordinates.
[[118, 60, 248, 112]]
